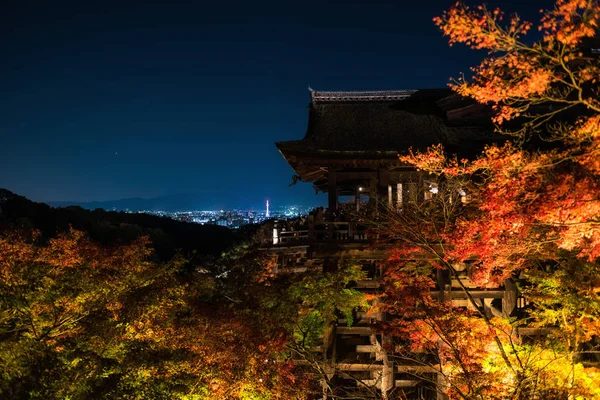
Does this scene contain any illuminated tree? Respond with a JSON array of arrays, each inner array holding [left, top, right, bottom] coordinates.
[[281, 261, 370, 397], [378, 1, 600, 398], [0, 229, 308, 399], [0, 228, 176, 398]]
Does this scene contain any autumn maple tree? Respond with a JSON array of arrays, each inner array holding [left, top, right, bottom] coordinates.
[[378, 1, 600, 399], [0, 228, 312, 399], [0, 222, 370, 399]]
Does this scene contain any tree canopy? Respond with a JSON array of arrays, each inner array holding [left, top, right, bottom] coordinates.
[[378, 1, 600, 399]]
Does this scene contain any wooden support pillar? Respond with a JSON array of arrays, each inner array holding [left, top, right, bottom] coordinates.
[[371, 297, 385, 322], [381, 362, 394, 397], [444, 284, 452, 304], [396, 183, 403, 209], [503, 278, 518, 317], [378, 170, 390, 200], [436, 269, 446, 303], [321, 378, 328, 400], [327, 170, 338, 240], [437, 372, 450, 400], [327, 169, 337, 215], [424, 186, 433, 201], [374, 170, 388, 216], [406, 182, 418, 204], [369, 178, 377, 206], [322, 325, 335, 362]]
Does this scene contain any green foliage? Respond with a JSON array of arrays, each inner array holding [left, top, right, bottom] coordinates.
[[285, 261, 369, 350], [293, 310, 325, 349], [238, 384, 272, 400], [522, 256, 600, 349], [288, 261, 368, 322]]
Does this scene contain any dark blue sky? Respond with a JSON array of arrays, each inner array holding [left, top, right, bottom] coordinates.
[[1, 0, 553, 209]]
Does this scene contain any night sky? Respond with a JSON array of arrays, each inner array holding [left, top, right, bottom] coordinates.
[[1, 0, 554, 209]]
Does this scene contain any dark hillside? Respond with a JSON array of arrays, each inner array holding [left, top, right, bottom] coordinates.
[[0, 189, 238, 260]]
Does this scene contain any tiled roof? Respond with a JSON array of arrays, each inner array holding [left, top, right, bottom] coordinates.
[[294, 89, 494, 153]]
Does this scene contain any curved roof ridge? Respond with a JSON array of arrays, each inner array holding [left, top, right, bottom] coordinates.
[[310, 89, 417, 102]]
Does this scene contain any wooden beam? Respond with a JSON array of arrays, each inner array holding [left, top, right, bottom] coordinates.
[[396, 365, 438, 373], [336, 326, 373, 335], [336, 363, 381, 371], [395, 380, 419, 388], [335, 170, 420, 180], [356, 345, 377, 353], [517, 327, 555, 336], [336, 171, 378, 180], [429, 290, 506, 299], [355, 279, 380, 288]]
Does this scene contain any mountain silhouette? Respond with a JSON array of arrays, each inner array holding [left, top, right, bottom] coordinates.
[[46, 193, 225, 212]]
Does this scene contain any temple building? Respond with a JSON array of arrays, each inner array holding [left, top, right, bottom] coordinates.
[[276, 89, 501, 220], [268, 89, 521, 399]]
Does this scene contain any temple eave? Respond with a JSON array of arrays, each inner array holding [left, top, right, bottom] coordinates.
[[276, 141, 408, 185]]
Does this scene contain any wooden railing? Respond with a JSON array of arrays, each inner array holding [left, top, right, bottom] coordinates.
[[277, 229, 309, 243], [273, 221, 369, 244]]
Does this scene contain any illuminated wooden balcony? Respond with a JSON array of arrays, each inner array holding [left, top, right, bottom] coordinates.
[[272, 221, 370, 245]]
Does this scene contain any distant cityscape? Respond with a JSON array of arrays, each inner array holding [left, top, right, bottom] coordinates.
[[125, 202, 315, 229]]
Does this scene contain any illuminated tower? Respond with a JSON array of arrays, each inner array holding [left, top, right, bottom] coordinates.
[[266, 200, 270, 218]]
